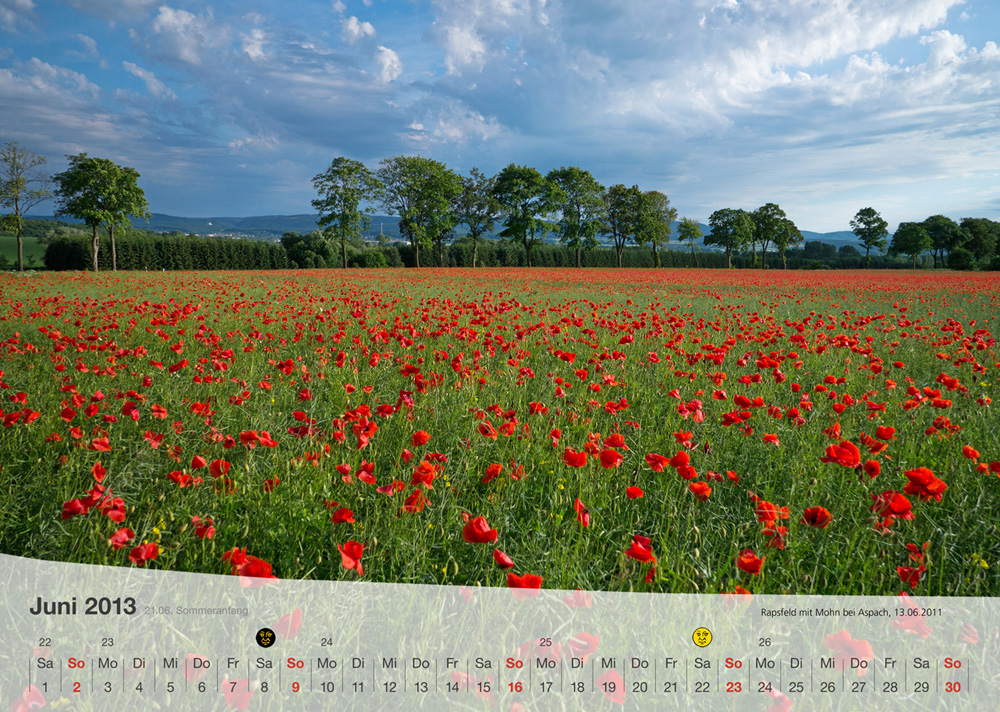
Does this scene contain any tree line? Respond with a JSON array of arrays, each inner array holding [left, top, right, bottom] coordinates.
[[4, 140, 1000, 272]]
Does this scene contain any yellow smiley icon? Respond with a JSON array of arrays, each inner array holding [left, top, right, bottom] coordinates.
[[693, 627, 713, 647]]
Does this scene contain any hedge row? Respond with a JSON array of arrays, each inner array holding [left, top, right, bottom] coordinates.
[[44, 234, 287, 271]]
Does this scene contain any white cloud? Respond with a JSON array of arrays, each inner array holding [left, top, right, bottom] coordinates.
[[23, 57, 99, 97], [341, 16, 374, 45], [75, 33, 98, 57], [375, 45, 402, 82], [151, 6, 228, 65], [242, 28, 266, 59], [123, 60, 176, 99], [0, 0, 35, 30], [331, 0, 345, 13]]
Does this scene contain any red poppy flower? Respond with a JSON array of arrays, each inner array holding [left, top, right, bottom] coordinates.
[[801, 507, 832, 528], [338, 540, 365, 577], [625, 535, 656, 564], [820, 441, 861, 468], [411, 430, 430, 447], [875, 426, 896, 440], [222, 677, 253, 710], [599, 448, 623, 469], [481, 463, 503, 483], [902, 467, 947, 502], [109, 527, 134, 550], [274, 608, 303, 640], [962, 445, 980, 460], [574, 498, 590, 527], [644, 452, 669, 472], [863, 460, 880, 479], [735, 549, 765, 575], [897, 565, 927, 589], [507, 572, 543, 598], [689, 481, 711, 501], [128, 542, 159, 566], [191, 516, 215, 539], [331, 508, 355, 524], [626, 486, 644, 499], [563, 447, 587, 467], [493, 549, 515, 568], [462, 516, 498, 543], [209, 459, 230, 478]]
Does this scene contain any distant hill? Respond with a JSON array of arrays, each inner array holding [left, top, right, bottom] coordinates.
[[25, 214, 863, 247]]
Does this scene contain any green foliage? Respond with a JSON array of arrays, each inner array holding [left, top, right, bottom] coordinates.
[[635, 190, 676, 268], [376, 155, 461, 268], [313, 157, 382, 269], [492, 164, 555, 267], [890, 222, 933, 269], [546, 166, 606, 267], [1, 141, 52, 271], [44, 234, 287, 271], [705, 207, 753, 267], [677, 216, 703, 267], [52, 154, 149, 272], [454, 167, 500, 268], [751, 202, 787, 268], [921, 214, 967, 268], [947, 246, 977, 271], [850, 207, 889, 267], [959, 217, 1000, 262], [601, 184, 645, 268]]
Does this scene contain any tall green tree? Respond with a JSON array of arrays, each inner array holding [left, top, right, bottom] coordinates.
[[1, 141, 52, 272], [921, 214, 966, 268], [635, 190, 677, 268], [52, 154, 150, 272], [492, 164, 554, 268], [454, 167, 499, 268], [958, 218, 1000, 263], [312, 157, 381, 269], [705, 207, 753, 268], [677, 217, 702, 267], [53, 154, 115, 272], [751, 202, 786, 269], [849, 207, 889, 268], [376, 156, 460, 268], [546, 166, 605, 268], [773, 216, 803, 269], [889, 222, 932, 269], [601, 184, 643, 268]]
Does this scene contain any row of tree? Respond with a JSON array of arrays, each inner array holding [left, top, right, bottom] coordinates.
[[6, 140, 1000, 273], [312, 156, 690, 269], [1, 141, 150, 272]]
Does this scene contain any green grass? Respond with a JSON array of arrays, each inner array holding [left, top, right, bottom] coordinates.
[[0, 268, 998, 596]]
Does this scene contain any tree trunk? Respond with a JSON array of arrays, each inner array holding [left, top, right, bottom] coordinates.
[[652, 244, 659, 268], [727, 248, 732, 269], [91, 224, 100, 272], [865, 246, 871, 269], [110, 224, 117, 271], [691, 245, 699, 268], [782, 250, 787, 269], [526, 243, 532, 268], [16, 224, 24, 272], [438, 239, 444, 268], [472, 237, 478, 268], [761, 245, 767, 269], [913, 254, 918, 269], [616, 244, 623, 268], [342, 237, 347, 269], [576, 244, 581, 268], [414, 242, 420, 268]]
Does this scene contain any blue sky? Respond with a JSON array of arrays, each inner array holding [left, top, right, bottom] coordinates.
[[1, 0, 998, 232]]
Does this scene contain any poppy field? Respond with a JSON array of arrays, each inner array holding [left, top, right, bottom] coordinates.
[[1, 268, 999, 597]]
